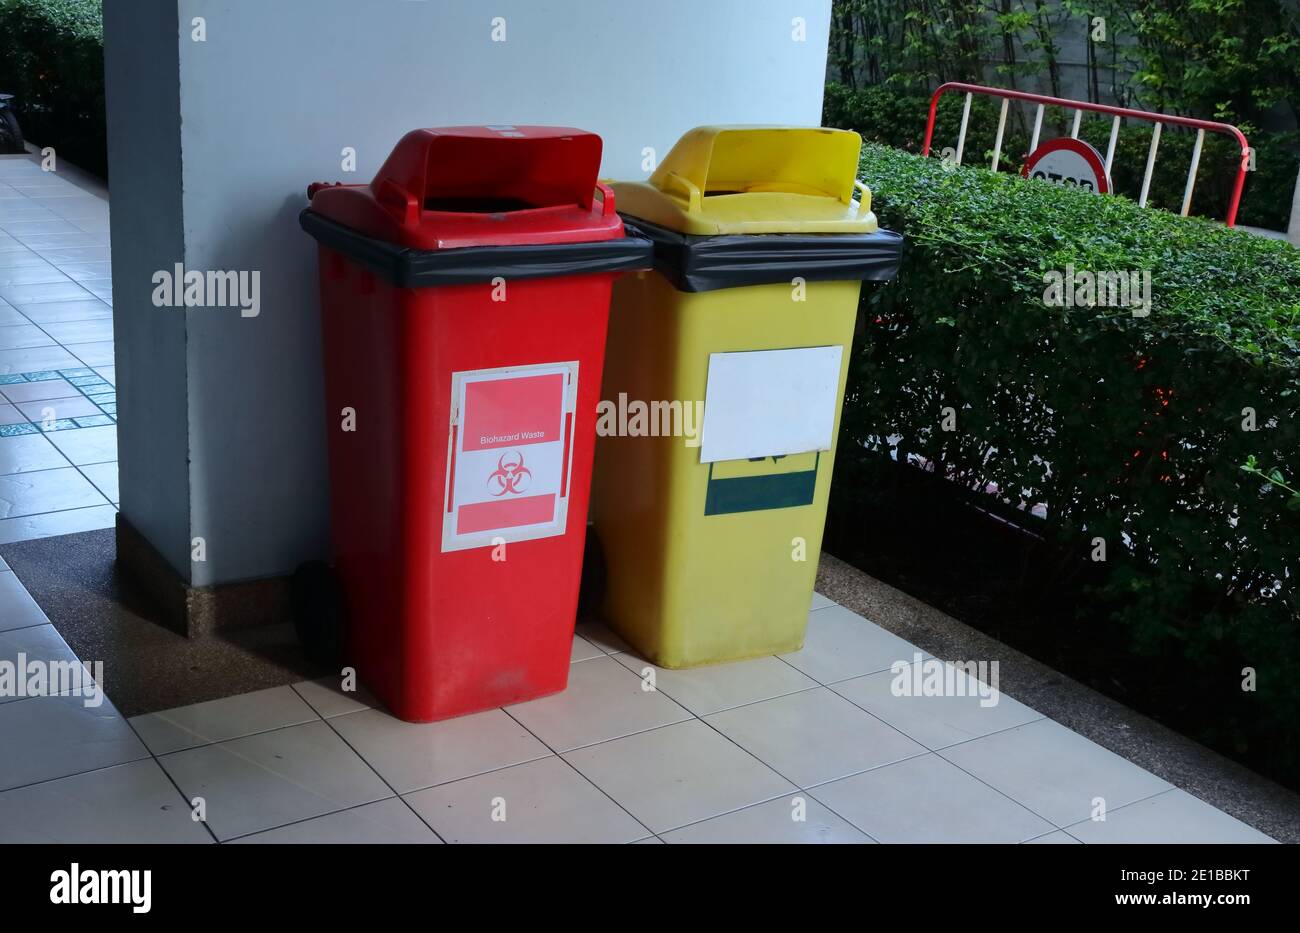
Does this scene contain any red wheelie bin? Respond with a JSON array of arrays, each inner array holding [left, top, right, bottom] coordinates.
[[299, 126, 649, 722]]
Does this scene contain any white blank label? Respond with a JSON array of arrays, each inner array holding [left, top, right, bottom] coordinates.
[[699, 346, 844, 464]]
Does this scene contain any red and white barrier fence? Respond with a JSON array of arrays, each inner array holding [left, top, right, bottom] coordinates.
[[920, 81, 1251, 228]]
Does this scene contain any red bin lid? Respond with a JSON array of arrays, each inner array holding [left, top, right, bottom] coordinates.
[[306, 126, 624, 250]]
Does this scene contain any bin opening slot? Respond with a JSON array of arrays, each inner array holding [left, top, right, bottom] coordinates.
[[422, 196, 541, 214], [704, 183, 834, 197], [420, 135, 603, 215], [698, 129, 861, 203]]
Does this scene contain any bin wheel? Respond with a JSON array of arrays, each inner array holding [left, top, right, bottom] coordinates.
[[577, 525, 606, 621], [292, 561, 345, 667]]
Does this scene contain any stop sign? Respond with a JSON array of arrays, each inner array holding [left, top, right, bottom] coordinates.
[[1022, 137, 1111, 194]]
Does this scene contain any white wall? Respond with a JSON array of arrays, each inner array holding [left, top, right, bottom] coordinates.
[[104, 0, 191, 577], [115, 0, 832, 586]]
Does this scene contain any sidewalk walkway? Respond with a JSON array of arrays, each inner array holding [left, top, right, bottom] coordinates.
[[0, 154, 117, 545], [0, 556, 1276, 843]]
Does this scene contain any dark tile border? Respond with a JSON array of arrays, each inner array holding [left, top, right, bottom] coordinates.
[[0, 368, 116, 434]]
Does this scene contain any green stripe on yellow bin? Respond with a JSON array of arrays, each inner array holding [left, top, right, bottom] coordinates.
[[705, 452, 821, 516], [590, 126, 904, 668]]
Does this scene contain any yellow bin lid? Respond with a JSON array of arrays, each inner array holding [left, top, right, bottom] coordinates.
[[611, 126, 877, 236]]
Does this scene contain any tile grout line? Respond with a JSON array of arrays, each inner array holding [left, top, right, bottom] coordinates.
[[135, 682, 439, 844], [822, 666, 1051, 754], [0, 496, 117, 524], [550, 646, 826, 838], [118, 713, 222, 844], [65, 343, 112, 374], [373, 749, 555, 799], [146, 708, 410, 844], [497, 699, 658, 842], [1054, 786, 1184, 837], [802, 602, 1093, 837], [800, 746, 1058, 843], [693, 602, 1081, 839], [131, 705, 323, 758], [930, 743, 1102, 835], [809, 590, 1238, 824], [0, 581, 169, 818], [292, 652, 816, 840], [0, 501, 118, 547], [785, 789, 883, 844], [0, 677, 100, 707], [507, 710, 696, 758], [663, 690, 822, 832], [604, 647, 825, 716], [11, 301, 113, 327], [3, 458, 119, 474], [146, 711, 331, 759], [0, 264, 86, 351], [649, 778, 883, 843], [0, 554, 219, 841], [663, 787, 842, 841], [773, 684, 1063, 841], [930, 721, 1180, 834], [309, 695, 449, 844], [0, 748, 156, 799], [0, 320, 110, 368], [774, 636, 1112, 831], [0, 290, 101, 308], [780, 603, 1179, 835], [217, 795, 429, 845], [69, 465, 117, 506], [1021, 828, 1071, 844], [288, 683, 461, 843], [741, 643, 948, 762], [0, 620, 60, 637], [797, 748, 934, 795], [555, 621, 1035, 839], [312, 626, 1067, 838]]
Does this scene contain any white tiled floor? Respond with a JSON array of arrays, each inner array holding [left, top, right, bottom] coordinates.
[[0, 155, 117, 544], [0, 559, 1278, 844]]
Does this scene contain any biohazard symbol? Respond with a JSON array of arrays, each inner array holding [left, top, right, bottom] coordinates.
[[487, 449, 532, 496]]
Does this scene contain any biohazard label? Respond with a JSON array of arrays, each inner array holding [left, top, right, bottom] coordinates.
[[442, 362, 578, 552]]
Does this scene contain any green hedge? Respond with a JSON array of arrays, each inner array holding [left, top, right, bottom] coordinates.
[[825, 82, 1300, 231], [0, 0, 105, 177], [843, 143, 1300, 763]]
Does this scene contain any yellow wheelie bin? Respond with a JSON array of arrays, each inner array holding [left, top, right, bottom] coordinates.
[[590, 126, 903, 668]]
